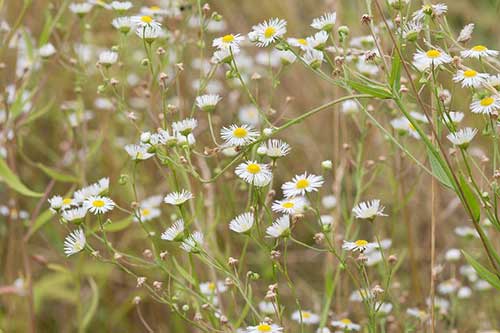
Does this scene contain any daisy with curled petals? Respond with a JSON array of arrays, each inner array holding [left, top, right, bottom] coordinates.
[[302, 49, 324, 69], [246, 322, 283, 333], [461, 45, 499, 59], [412, 3, 447, 21], [161, 219, 185, 241], [135, 25, 162, 43], [48, 195, 66, 212], [448, 111, 464, 124], [272, 197, 307, 214], [112, 17, 133, 34], [260, 139, 291, 159], [98, 50, 118, 67], [453, 69, 489, 88], [342, 239, 377, 252], [235, 161, 273, 187], [131, 15, 162, 30], [212, 33, 245, 51], [266, 215, 291, 238], [221, 124, 259, 147], [84, 196, 115, 215], [61, 207, 88, 222], [291, 310, 320, 325], [331, 318, 361, 331], [172, 118, 198, 136], [64, 229, 86, 257], [229, 212, 254, 234], [125, 144, 154, 160], [310, 12, 336, 31], [282, 172, 324, 198], [470, 95, 500, 114], [352, 200, 386, 221], [164, 190, 193, 205], [180, 231, 204, 253], [307, 30, 329, 50], [447, 127, 477, 149], [413, 48, 452, 71], [211, 48, 233, 64], [195, 94, 221, 112], [249, 18, 287, 47]]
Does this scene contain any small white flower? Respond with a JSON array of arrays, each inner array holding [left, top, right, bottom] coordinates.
[[69, 2, 93, 16], [84, 196, 115, 215], [403, 19, 423, 41], [341, 100, 359, 114], [164, 190, 193, 205], [272, 197, 307, 214], [291, 310, 320, 325], [277, 50, 297, 65], [413, 3, 448, 21], [461, 45, 499, 59], [457, 286, 472, 299], [131, 15, 162, 29], [195, 94, 221, 112], [331, 318, 361, 331], [259, 301, 276, 315], [320, 215, 334, 227], [136, 206, 161, 222], [376, 302, 393, 314], [246, 323, 283, 333], [221, 124, 259, 147], [455, 225, 479, 238], [322, 195, 337, 209], [48, 195, 64, 211], [98, 50, 118, 67], [390, 117, 420, 139], [302, 49, 324, 69], [457, 23, 474, 43], [110, 1, 133, 12], [61, 207, 88, 222], [406, 308, 428, 320], [352, 200, 387, 220], [200, 281, 228, 295], [239, 105, 261, 126], [112, 16, 133, 34], [349, 288, 375, 302], [453, 69, 489, 88], [211, 48, 233, 64], [260, 139, 291, 158], [135, 24, 162, 42], [448, 111, 464, 124], [212, 33, 245, 51], [288, 37, 311, 51], [311, 12, 336, 31], [180, 231, 204, 253], [161, 219, 185, 241], [470, 95, 500, 115], [64, 229, 86, 256], [410, 111, 429, 123], [235, 161, 273, 187], [342, 239, 377, 252], [445, 248, 461, 262], [307, 30, 329, 50], [125, 144, 154, 160], [249, 18, 287, 47], [282, 172, 324, 198], [266, 215, 291, 238], [437, 279, 459, 295], [413, 48, 452, 71], [39, 43, 56, 58], [229, 212, 254, 234], [172, 118, 198, 136], [446, 127, 477, 148]]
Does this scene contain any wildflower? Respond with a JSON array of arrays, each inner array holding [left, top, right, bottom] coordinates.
[[410, 111, 429, 123], [221, 124, 259, 147], [282, 172, 324, 198], [84, 196, 115, 215], [48, 195, 64, 211], [437, 279, 460, 295], [69, 2, 93, 16], [307, 30, 329, 50], [272, 197, 307, 215], [98, 50, 118, 67], [403, 19, 423, 41], [457, 23, 474, 43], [195, 94, 221, 112], [288, 37, 311, 51], [302, 49, 324, 69], [322, 195, 337, 209], [135, 25, 162, 43], [448, 111, 464, 124], [455, 225, 480, 238], [161, 219, 185, 241], [259, 301, 276, 315], [331, 318, 361, 331], [277, 50, 297, 65], [320, 215, 334, 230], [266, 215, 291, 238], [390, 117, 420, 139], [342, 239, 377, 252], [413, 48, 452, 71], [249, 18, 287, 47], [446, 127, 478, 149], [61, 207, 88, 222], [349, 288, 374, 302], [260, 139, 291, 159], [461, 45, 499, 59], [211, 48, 233, 64], [125, 144, 154, 160], [406, 308, 428, 320], [164, 190, 194, 205], [445, 248, 461, 262], [352, 200, 387, 220], [212, 33, 245, 51], [73, 178, 109, 203], [172, 118, 198, 136], [321, 160, 333, 170], [246, 323, 283, 333], [131, 15, 162, 30], [180, 231, 204, 253], [457, 286, 472, 299], [112, 17, 133, 34], [470, 95, 500, 114], [64, 229, 86, 256], [341, 100, 359, 114], [200, 281, 228, 295], [110, 1, 132, 12], [413, 3, 448, 21], [453, 69, 489, 88], [136, 206, 160, 222], [311, 12, 336, 31], [388, 0, 410, 10], [39, 43, 56, 58], [235, 161, 273, 187], [376, 302, 394, 314], [291, 310, 320, 324], [229, 212, 254, 234]]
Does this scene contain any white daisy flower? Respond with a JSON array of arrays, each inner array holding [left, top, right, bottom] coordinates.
[[180, 231, 204, 253], [125, 144, 154, 160], [489, 73, 500, 87], [403, 19, 423, 41], [48, 195, 64, 211], [200, 281, 228, 295], [341, 100, 359, 114], [61, 207, 88, 222], [221, 124, 259, 147], [212, 33, 245, 51], [320, 215, 334, 229], [302, 49, 324, 69], [229, 212, 254, 234], [239, 105, 261, 126], [445, 248, 461, 262], [457, 23, 475, 43], [457, 286, 472, 299], [413, 48, 452, 71], [235, 161, 273, 187], [311, 12, 336, 31], [195, 94, 221, 112], [410, 111, 429, 123], [349, 288, 375, 302], [288, 37, 311, 51], [291, 310, 320, 325], [331, 318, 361, 331], [307, 30, 329, 50], [453, 69, 489, 88], [98, 50, 118, 67], [266, 215, 291, 238], [455, 226, 479, 238], [446, 127, 477, 148], [211, 48, 233, 64], [176, 133, 196, 147], [135, 24, 162, 42], [260, 139, 291, 158], [390, 117, 420, 139], [437, 279, 460, 295], [112, 16, 133, 34], [39, 43, 56, 58], [352, 200, 387, 220], [413, 3, 448, 21], [110, 1, 132, 12], [322, 195, 337, 209], [272, 197, 307, 214], [172, 118, 198, 136], [249, 18, 287, 47], [342, 239, 377, 252], [448, 111, 464, 124], [406, 308, 428, 320], [164, 190, 194, 205], [316, 328, 331, 333], [376, 302, 393, 314], [69, 2, 93, 16], [246, 323, 283, 333], [136, 206, 161, 222], [461, 45, 499, 59], [161, 219, 185, 241], [84, 196, 115, 215], [475, 279, 492, 291], [282, 172, 324, 198], [63, 229, 86, 256], [277, 50, 297, 65], [131, 15, 162, 29], [259, 301, 276, 315], [470, 95, 500, 114]]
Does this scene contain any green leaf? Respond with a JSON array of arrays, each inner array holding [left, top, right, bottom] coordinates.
[[347, 80, 392, 99], [426, 148, 453, 189], [81, 278, 99, 331], [459, 174, 480, 221], [36, 163, 80, 183], [104, 216, 133, 232], [389, 53, 401, 92], [29, 209, 53, 235], [0, 158, 42, 197], [463, 251, 500, 290]]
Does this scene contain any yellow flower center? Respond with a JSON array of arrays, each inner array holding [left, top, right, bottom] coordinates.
[[298, 38, 307, 45], [426, 49, 441, 59], [340, 318, 352, 324], [63, 198, 72, 205], [257, 324, 272, 332], [246, 163, 261, 174], [471, 45, 487, 52], [222, 34, 235, 43], [264, 27, 276, 39], [208, 282, 216, 291], [282, 202, 295, 209], [141, 15, 153, 24], [141, 208, 151, 216], [302, 311, 311, 319], [480, 97, 494, 106], [463, 69, 477, 78], [355, 239, 369, 246], [92, 199, 105, 208], [233, 127, 248, 138], [296, 179, 310, 189], [150, 6, 160, 11]]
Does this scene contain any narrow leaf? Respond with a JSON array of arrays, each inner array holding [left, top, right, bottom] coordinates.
[[0, 158, 42, 197], [459, 174, 480, 221], [426, 148, 453, 189], [347, 80, 392, 99], [463, 251, 500, 290]]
